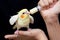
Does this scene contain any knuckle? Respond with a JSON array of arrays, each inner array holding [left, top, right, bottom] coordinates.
[[38, 0, 45, 7], [45, 3, 49, 6], [43, 0, 49, 6], [36, 29, 44, 33], [48, 0, 53, 3]]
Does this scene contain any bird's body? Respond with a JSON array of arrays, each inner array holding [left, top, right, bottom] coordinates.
[[18, 16, 30, 27], [13, 15, 31, 29], [9, 9, 34, 30]]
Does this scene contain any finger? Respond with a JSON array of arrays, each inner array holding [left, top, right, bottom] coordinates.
[[43, 0, 49, 6], [49, 1, 56, 8], [14, 28, 31, 34], [53, 0, 58, 2], [48, 0, 53, 3], [14, 31, 31, 36], [4, 34, 18, 39], [52, 1, 60, 14], [38, 0, 46, 7], [49, 0, 57, 8], [28, 28, 32, 31]]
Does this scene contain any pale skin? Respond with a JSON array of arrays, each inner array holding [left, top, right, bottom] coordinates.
[[38, 0, 60, 40], [4, 29, 48, 40], [4, 0, 60, 40]]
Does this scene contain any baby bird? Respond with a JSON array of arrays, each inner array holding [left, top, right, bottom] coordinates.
[[9, 9, 34, 30]]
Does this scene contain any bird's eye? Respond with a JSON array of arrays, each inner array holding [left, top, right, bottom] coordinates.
[[23, 13, 25, 14]]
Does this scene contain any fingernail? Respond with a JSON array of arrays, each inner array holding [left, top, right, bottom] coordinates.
[[4, 35, 8, 39], [14, 30, 19, 35]]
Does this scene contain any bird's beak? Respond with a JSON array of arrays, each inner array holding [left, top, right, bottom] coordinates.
[[20, 14, 28, 19], [21, 14, 24, 18]]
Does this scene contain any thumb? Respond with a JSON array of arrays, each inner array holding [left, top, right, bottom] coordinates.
[[14, 30, 31, 36]]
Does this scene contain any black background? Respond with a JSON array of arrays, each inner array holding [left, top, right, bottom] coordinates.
[[0, 0, 60, 40]]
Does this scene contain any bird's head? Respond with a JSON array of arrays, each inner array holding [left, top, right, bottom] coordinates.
[[18, 9, 30, 20]]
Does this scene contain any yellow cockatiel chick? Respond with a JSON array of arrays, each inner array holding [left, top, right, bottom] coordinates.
[[9, 9, 34, 30]]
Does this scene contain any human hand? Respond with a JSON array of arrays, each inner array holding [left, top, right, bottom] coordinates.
[[38, 0, 60, 17], [4, 29, 48, 40], [38, 0, 60, 26], [38, 0, 60, 40]]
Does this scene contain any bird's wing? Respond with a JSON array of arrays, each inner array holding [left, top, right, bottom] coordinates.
[[29, 15, 34, 24], [9, 15, 18, 25]]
